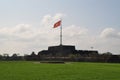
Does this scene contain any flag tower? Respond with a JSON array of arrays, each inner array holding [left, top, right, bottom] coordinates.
[[53, 20, 62, 45], [60, 20, 62, 45]]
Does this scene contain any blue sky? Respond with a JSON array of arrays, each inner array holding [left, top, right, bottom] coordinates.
[[1, 0, 120, 27], [0, 0, 120, 55]]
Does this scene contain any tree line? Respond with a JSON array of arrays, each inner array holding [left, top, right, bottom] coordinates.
[[0, 51, 120, 63]]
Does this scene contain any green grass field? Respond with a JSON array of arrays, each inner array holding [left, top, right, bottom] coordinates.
[[0, 61, 120, 80]]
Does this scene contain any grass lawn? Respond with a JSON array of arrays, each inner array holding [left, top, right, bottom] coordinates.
[[0, 61, 120, 80]]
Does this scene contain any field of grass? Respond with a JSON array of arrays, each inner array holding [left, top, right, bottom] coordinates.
[[0, 61, 120, 80]]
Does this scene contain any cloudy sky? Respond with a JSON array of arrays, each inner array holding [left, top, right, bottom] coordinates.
[[0, 0, 120, 55]]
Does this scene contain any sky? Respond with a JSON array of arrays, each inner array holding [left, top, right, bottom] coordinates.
[[0, 0, 120, 55]]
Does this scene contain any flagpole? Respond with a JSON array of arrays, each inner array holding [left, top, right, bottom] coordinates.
[[60, 20, 62, 45]]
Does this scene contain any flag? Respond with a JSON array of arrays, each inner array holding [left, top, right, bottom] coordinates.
[[53, 20, 61, 28]]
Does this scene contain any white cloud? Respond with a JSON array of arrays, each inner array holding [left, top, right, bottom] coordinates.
[[0, 24, 37, 41], [41, 14, 52, 26], [53, 13, 65, 20], [91, 28, 120, 54], [63, 25, 88, 45], [0, 13, 66, 55], [41, 13, 65, 27], [100, 28, 120, 38], [0, 13, 120, 55]]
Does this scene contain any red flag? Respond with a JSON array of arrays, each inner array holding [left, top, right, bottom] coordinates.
[[53, 20, 61, 28]]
